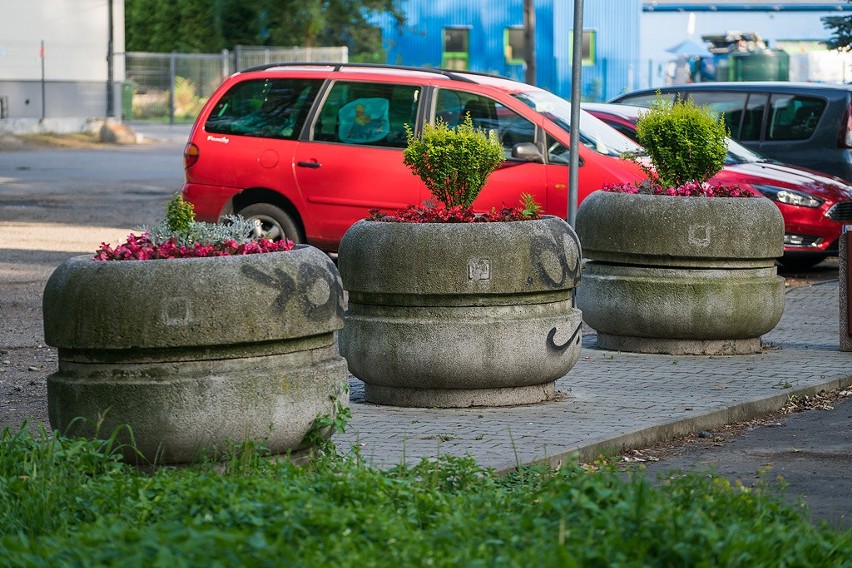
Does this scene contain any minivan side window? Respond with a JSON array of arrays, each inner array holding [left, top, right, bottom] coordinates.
[[740, 94, 768, 141], [684, 92, 748, 139], [765, 95, 826, 141], [434, 90, 535, 159], [312, 81, 420, 148], [204, 78, 321, 139], [615, 92, 677, 108]]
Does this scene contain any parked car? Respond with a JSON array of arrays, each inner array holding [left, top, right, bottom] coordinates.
[[609, 82, 852, 183], [181, 63, 646, 253], [583, 102, 852, 269]]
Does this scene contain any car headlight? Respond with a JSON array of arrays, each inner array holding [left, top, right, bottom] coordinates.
[[753, 185, 824, 208]]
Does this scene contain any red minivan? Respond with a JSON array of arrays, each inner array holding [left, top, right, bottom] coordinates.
[[181, 63, 645, 253]]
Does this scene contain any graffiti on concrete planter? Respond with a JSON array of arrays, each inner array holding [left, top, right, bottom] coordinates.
[[531, 225, 582, 290], [298, 261, 345, 321], [241, 265, 297, 310], [546, 322, 582, 354], [241, 258, 344, 321]]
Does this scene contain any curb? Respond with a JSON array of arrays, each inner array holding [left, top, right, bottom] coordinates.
[[500, 373, 852, 474]]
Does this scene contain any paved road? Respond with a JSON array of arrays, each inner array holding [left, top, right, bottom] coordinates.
[[1, 123, 850, 531], [637, 395, 852, 530]]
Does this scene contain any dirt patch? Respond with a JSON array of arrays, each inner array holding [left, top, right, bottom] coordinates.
[[617, 388, 852, 465], [0, 132, 110, 151]]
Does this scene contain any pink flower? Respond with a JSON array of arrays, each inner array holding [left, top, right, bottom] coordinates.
[[92, 233, 295, 261]]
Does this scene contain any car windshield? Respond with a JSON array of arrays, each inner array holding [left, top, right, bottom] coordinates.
[[513, 90, 642, 157], [725, 137, 765, 165]]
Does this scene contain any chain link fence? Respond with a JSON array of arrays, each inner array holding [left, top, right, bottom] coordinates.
[[125, 46, 348, 123]]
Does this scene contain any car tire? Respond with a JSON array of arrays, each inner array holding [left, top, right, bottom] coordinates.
[[237, 203, 303, 244], [778, 254, 827, 271]]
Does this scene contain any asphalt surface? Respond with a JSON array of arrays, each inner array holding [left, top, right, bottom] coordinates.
[[638, 395, 852, 529], [0, 122, 850, 531]]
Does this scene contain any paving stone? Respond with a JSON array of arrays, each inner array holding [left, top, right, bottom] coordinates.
[[336, 282, 852, 472]]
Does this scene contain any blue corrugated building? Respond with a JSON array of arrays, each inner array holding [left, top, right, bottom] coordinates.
[[377, 0, 642, 101]]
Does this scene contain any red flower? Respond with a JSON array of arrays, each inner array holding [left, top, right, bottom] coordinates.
[[92, 233, 295, 261]]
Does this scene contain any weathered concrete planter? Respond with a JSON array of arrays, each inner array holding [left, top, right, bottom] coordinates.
[[337, 216, 583, 407], [42, 246, 348, 463], [575, 191, 785, 355]]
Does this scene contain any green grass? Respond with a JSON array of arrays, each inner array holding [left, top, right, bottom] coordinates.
[[1, 423, 849, 567]]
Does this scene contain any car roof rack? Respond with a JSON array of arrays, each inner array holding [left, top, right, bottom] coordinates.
[[238, 62, 482, 83]]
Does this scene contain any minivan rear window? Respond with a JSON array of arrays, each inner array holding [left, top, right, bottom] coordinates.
[[204, 78, 321, 140]]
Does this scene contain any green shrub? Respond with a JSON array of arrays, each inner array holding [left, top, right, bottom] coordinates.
[[402, 115, 504, 209], [164, 192, 195, 234], [1, 424, 849, 567], [635, 96, 729, 188]]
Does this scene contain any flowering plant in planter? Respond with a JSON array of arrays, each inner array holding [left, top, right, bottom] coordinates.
[[368, 115, 541, 222], [603, 180, 755, 198], [93, 193, 294, 260], [576, 96, 785, 356], [608, 97, 755, 198]]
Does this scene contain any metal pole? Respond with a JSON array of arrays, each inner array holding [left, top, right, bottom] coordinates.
[[567, 0, 584, 226], [169, 52, 176, 126], [523, 0, 536, 85], [40, 40, 46, 122], [106, 0, 114, 117]]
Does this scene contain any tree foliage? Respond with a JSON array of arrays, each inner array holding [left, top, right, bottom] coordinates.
[[823, 10, 852, 51], [125, 0, 404, 57]]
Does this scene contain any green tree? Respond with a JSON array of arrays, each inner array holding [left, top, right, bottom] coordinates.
[[823, 6, 852, 50], [125, 0, 404, 58]]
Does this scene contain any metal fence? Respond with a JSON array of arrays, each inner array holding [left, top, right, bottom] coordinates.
[[124, 46, 348, 123]]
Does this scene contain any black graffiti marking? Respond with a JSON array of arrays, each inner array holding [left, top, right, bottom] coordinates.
[[546, 323, 582, 354], [298, 261, 345, 322], [240, 265, 296, 310], [241, 260, 344, 320], [531, 224, 582, 290], [564, 227, 583, 288]]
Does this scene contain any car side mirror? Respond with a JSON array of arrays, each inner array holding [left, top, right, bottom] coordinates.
[[511, 142, 544, 163]]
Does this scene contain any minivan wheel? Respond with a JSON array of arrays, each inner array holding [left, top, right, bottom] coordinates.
[[237, 203, 303, 244]]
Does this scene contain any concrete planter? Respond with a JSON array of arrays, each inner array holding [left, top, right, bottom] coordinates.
[[42, 246, 348, 463], [337, 216, 583, 407], [575, 191, 785, 355]]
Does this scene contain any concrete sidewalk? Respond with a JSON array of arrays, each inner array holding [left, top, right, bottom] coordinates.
[[337, 281, 852, 472]]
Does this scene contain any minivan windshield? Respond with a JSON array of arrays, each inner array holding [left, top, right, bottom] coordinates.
[[513, 90, 642, 157], [726, 137, 765, 165]]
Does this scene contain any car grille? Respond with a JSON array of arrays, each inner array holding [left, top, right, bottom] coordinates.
[[826, 201, 852, 221]]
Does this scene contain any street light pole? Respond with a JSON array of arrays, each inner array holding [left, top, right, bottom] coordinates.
[[106, 0, 115, 118], [523, 0, 536, 85], [567, 0, 584, 227]]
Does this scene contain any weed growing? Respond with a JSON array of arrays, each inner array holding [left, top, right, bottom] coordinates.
[[1, 423, 849, 567]]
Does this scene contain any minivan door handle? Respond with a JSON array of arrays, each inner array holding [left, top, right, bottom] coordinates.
[[297, 160, 321, 169]]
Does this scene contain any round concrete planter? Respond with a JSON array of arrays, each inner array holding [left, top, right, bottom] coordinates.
[[337, 216, 583, 407], [575, 191, 785, 355], [42, 246, 348, 463]]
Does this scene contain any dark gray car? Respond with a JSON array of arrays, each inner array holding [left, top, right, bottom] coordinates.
[[610, 82, 852, 183]]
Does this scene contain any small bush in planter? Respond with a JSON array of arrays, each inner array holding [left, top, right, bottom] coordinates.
[[370, 115, 540, 222], [403, 114, 503, 209], [636, 96, 728, 187], [612, 97, 753, 198]]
